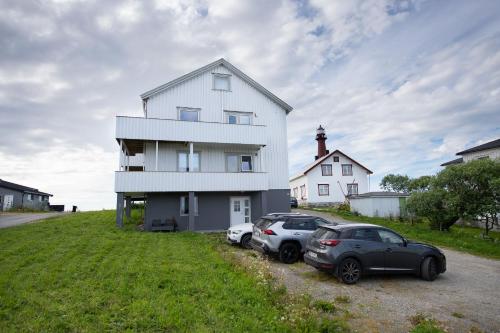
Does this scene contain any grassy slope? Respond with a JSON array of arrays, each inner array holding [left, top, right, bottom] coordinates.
[[0, 211, 345, 332], [309, 208, 500, 260]]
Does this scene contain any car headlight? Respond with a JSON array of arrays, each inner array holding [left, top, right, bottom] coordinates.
[[231, 230, 242, 234]]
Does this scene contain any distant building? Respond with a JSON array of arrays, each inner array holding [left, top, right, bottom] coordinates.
[[441, 138, 500, 166], [0, 179, 52, 211], [289, 126, 373, 206]]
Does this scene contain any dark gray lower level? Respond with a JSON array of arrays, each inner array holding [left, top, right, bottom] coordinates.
[[116, 189, 290, 231]]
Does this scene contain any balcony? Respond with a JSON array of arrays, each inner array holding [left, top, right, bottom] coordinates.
[[115, 171, 268, 193], [116, 116, 267, 146]]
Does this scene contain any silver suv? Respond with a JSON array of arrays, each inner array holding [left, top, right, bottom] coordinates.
[[249, 213, 337, 263]]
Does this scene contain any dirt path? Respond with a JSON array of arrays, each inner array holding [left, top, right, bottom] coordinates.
[[258, 209, 500, 332]]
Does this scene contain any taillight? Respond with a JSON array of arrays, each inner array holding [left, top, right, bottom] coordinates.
[[262, 229, 276, 235], [320, 239, 341, 247]]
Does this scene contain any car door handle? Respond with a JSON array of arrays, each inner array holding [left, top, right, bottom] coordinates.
[[293, 232, 302, 236], [386, 248, 393, 253], [353, 245, 361, 249]]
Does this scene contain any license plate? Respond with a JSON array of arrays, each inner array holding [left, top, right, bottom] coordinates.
[[308, 251, 317, 258]]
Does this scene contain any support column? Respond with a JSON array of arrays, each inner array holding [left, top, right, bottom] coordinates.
[[261, 191, 268, 216], [125, 196, 131, 218], [188, 142, 194, 172], [188, 191, 195, 231], [155, 140, 159, 171], [116, 193, 124, 228]]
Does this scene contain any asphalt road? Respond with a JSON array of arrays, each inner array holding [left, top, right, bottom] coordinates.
[[0, 212, 65, 229]]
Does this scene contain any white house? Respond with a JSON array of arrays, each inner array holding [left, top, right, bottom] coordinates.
[[115, 58, 293, 231], [441, 138, 500, 166], [349, 192, 409, 218], [289, 126, 373, 205]]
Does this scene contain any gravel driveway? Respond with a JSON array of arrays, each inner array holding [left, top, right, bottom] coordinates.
[[0, 212, 65, 229], [259, 209, 500, 332]]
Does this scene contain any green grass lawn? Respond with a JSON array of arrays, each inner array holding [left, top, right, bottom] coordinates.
[[0, 211, 347, 332], [307, 207, 500, 260]]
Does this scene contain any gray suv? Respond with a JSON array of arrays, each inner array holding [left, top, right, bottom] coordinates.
[[249, 214, 336, 264]]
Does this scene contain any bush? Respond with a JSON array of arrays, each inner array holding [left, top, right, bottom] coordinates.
[[407, 191, 458, 231], [337, 203, 350, 212]]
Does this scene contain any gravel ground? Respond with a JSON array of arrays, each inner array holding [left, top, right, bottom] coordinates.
[[257, 209, 500, 333], [0, 212, 66, 229]]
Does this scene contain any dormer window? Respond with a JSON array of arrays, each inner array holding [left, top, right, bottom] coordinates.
[[213, 74, 231, 91]]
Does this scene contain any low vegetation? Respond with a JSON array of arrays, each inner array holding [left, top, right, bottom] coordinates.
[[0, 210, 349, 332], [309, 207, 500, 259], [409, 313, 446, 333], [381, 159, 500, 235]]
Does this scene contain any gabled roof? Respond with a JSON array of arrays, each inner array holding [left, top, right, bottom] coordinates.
[[456, 138, 500, 155], [140, 58, 293, 113], [289, 149, 373, 181], [440, 157, 463, 167], [0, 179, 53, 196]]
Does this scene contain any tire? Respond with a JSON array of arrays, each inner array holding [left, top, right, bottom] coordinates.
[[279, 243, 300, 264], [421, 257, 438, 281], [339, 258, 361, 284], [240, 233, 252, 249]]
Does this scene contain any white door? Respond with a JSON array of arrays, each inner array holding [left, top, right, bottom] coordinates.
[[3, 195, 13, 211], [230, 196, 251, 226]]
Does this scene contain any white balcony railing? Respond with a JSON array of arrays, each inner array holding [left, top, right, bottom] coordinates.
[[116, 116, 267, 146], [115, 171, 268, 192]]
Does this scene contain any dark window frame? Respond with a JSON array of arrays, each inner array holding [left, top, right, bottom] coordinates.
[[347, 183, 358, 195], [342, 164, 353, 176], [321, 164, 332, 176], [318, 184, 329, 196], [333, 156, 340, 162]]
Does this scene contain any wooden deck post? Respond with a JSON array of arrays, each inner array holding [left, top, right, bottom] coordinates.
[[188, 191, 195, 231], [125, 196, 131, 218]]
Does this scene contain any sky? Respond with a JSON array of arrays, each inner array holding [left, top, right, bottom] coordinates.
[[0, 0, 499, 211]]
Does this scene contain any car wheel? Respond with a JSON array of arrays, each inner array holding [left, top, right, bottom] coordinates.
[[240, 233, 252, 249], [421, 256, 438, 281], [279, 243, 300, 264], [339, 258, 361, 284]]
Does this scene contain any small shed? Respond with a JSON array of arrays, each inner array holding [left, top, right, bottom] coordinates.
[[349, 192, 409, 218]]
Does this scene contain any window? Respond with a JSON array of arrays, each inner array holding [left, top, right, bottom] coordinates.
[[293, 187, 298, 198], [377, 229, 404, 245], [177, 152, 200, 172], [283, 218, 316, 230], [333, 156, 340, 162], [178, 108, 199, 122], [300, 185, 306, 199], [318, 184, 329, 196], [347, 183, 358, 195], [225, 111, 253, 125], [213, 74, 231, 91], [314, 218, 332, 226], [226, 154, 239, 172], [27, 194, 33, 201], [233, 200, 240, 212], [351, 228, 380, 242], [180, 196, 198, 216], [38, 196, 42, 202], [321, 164, 332, 176], [241, 155, 252, 172], [342, 164, 353, 176], [226, 154, 253, 172]]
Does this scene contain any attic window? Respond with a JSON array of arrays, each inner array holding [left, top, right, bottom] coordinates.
[[333, 156, 339, 162], [213, 74, 230, 91]]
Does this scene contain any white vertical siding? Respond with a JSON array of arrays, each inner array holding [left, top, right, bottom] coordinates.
[[145, 64, 289, 189], [462, 148, 500, 162], [290, 152, 370, 204], [350, 197, 403, 217]]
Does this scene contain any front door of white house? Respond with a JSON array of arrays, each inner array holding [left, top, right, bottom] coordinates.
[[230, 196, 251, 226]]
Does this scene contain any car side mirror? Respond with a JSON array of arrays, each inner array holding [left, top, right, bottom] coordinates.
[[402, 239, 408, 247]]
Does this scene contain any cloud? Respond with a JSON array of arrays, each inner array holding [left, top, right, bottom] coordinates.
[[0, 0, 498, 209]]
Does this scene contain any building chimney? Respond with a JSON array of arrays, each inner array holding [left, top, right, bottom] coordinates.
[[315, 125, 329, 160]]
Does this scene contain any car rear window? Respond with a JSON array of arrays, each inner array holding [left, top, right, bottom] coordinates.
[[254, 218, 274, 230], [311, 227, 339, 240]]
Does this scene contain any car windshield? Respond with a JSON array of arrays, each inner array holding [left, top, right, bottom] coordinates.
[[311, 227, 339, 239], [254, 218, 274, 230]]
